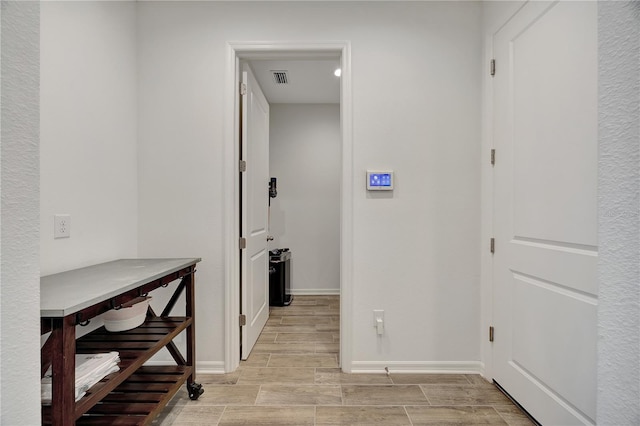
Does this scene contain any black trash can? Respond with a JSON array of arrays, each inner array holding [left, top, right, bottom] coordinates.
[[269, 249, 292, 306]]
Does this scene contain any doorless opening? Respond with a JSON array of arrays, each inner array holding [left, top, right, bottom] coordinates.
[[222, 42, 354, 373]]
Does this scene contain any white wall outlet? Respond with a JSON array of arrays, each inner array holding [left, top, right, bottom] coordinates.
[[373, 309, 384, 335], [54, 214, 71, 239]]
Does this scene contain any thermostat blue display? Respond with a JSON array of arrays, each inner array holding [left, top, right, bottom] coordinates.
[[366, 171, 394, 190]]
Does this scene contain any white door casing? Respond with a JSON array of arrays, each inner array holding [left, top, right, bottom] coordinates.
[[492, 1, 598, 425], [224, 42, 352, 373], [241, 64, 270, 360]]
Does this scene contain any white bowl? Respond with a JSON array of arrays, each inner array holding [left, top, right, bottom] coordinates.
[[103, 296, 151, 332]]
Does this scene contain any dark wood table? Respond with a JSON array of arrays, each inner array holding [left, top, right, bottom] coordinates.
[[40, 258, 203, 425]]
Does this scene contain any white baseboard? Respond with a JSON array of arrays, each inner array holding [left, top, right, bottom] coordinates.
[[196, 361, 226, 374], [290, 288, 340, 296], [143, 360, 226, 375], [478, 361, 487, 377], [349, 361, 483, 374]]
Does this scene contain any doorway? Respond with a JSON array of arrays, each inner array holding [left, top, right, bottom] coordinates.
[[239, 58, 342, 359], [223, 42, 353, 373]]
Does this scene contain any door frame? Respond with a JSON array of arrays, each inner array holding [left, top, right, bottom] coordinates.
[[223, 41, 353, 372], [481, 2, 527, 382]]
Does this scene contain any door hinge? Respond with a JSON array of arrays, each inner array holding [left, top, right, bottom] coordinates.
[[490, 238, 495, 254], [239, 237, 247, 249], [490, 59, 496, 77], [490, 149, 496, 166], [240, 82, 247, 95], [239, 314, 247, 326], [489, 326, 494, 342], [239, 160, 247, 173]]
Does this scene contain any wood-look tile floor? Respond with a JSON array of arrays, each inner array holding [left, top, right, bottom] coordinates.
[[154, 295, 534, 425]]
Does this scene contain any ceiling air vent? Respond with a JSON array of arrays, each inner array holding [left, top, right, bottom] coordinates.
[[271, 70, 289, 85]]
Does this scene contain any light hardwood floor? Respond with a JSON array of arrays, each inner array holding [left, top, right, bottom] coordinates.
[[154, 295, 534, 425]]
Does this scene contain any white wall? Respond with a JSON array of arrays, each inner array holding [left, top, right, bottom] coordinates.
[[0, 1, 41, 424], [137, 1, 482, 370], [269, 104, 341, 294], [40, 1, 138, 276], [597, 1, 640, 423]]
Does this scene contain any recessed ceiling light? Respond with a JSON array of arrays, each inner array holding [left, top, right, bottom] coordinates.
[[334, 68, 342, 77]]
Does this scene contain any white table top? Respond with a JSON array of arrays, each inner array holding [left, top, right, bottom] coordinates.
[[40, 258, 201, 317]]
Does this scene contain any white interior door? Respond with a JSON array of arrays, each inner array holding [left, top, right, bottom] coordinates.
[[492, 2, 598, 424], [241, 64, 270, 360]]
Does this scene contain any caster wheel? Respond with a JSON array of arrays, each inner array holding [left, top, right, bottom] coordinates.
[[187, 382, 204, 400]]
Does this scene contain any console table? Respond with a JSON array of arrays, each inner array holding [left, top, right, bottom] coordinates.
[[40, 258, 203, 425]]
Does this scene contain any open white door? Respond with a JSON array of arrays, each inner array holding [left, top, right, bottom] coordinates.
[[240, 64, 270, 360], [492, 1, 598, 424]]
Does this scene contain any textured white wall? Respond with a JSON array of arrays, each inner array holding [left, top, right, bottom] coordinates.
[[0, 3, 2, 416], [0, 1, 41, 424], [597, 1, 640, 424], [137, 1, 482, 368], [40, 1, 138, 276], [269, 104, 341, 294]]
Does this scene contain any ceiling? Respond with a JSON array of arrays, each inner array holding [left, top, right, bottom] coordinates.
[[248, 59, 340, 104]]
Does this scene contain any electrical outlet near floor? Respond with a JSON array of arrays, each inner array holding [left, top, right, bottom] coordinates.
[[373, 309, 384, 335], [54, 214, 71, 239]]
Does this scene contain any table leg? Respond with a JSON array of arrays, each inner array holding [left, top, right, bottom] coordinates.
[[50, 315, 76, 425], [185, 272, 203, 400]]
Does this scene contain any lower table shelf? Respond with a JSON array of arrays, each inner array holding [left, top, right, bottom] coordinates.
[[42, 317, 198, 425], [76, 365, 191, 426]]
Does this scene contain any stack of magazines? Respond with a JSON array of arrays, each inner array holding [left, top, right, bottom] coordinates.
[[41, 351, 120, 404]]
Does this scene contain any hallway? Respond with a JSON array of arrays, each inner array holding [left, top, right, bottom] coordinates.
[[155, 296, 533, 425]]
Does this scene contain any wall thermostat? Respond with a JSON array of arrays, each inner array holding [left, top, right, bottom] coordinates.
[[366, 170, 394, 191]]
